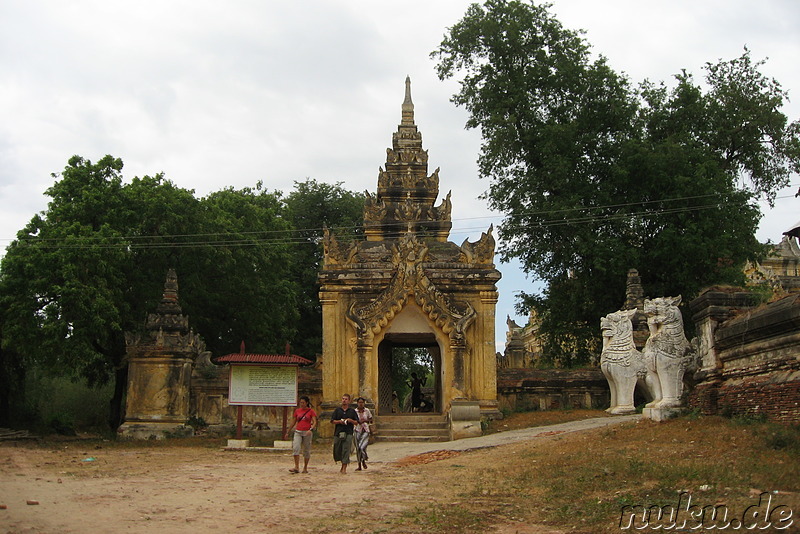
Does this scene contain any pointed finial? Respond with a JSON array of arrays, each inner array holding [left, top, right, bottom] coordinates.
[[401, 75, 414, 125], [163, 268, 178, 300], [155, 268, 182, 315]]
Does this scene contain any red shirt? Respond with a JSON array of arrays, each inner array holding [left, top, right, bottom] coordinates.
[[293, 408, 317, 431]]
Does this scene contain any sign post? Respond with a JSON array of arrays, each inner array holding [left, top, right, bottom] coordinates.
[[216, 342, 312, 449], [228, 364, 298, 441]]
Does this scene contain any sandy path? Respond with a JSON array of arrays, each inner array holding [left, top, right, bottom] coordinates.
[[1, 417, 635, 533], [1, 446, 411, 533]]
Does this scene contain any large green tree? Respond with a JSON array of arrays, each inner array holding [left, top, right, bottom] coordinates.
[[187, 184, 299, 355], [433, 0, 800, 365], [0, 289, 25, 427], [282, 179, 364, 359], [0, 157, 298, 428], [0, 156, 190, 427]]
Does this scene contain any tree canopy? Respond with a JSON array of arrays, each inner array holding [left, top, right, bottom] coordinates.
[[0, 156, 198, 426], [182, 184, 299, 356], [433, 0, 800, 365], [282, 179, 364, 358], [0, 158, 364, 427]]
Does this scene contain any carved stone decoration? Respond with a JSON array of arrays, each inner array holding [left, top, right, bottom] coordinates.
[[431, 191, 452, 222], [459, 225, 496, 265], [363, 77, 453, 242], [363, 190, 388, 222], [399, 149, 417, 163], [398, 193, 422, 223], [621, 268, 650, 350], [346, 232, 476, 345], [394, 128, 422, 141], [600, 309, 659, 414], [623, 268, 645, 311], [642, 296, 694, 419], [322, 226, 357, 266], [425, 167, 440, 191]]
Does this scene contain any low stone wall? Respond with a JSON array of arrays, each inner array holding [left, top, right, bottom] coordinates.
[[688, 291, 800, 423], [496, 368, 609, 413]]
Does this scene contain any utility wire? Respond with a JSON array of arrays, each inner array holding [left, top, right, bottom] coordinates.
[[0, 190, 734, 243], [7, 204, 744, 250], [4, 191, 795, 250]]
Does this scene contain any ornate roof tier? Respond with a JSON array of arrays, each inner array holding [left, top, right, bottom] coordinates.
[[364, 76, 452, 242]]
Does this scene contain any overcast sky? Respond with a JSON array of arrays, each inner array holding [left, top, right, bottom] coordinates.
[[1, 1, 798, 352]]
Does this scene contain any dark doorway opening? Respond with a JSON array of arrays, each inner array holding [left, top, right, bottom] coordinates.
[[377, 333, 441, 415]]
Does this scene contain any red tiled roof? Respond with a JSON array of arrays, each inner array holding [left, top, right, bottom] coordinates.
[[214, 353, 312, 365]]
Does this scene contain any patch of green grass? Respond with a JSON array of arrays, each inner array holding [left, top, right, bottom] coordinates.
[[764, 424, 800, 454], [731, 412, 769, 425], [413, 415, 800, 533]]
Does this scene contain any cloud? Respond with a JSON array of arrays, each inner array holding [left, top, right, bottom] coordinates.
[[1, 0, 798, 352]]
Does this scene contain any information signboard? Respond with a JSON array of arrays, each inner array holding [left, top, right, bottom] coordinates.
[[228, 365, 297, 406]]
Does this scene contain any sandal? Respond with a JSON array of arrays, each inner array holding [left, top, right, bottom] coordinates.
[[289, 468, 299, 474]]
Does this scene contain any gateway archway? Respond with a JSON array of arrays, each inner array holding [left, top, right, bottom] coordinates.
[[377, 333, 441, 415], [317, 78, 501, 438]]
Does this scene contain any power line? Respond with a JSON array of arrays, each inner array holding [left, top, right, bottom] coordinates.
[[3, 188, 796, 251]]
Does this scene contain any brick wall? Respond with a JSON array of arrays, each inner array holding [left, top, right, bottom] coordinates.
[[687, 369, 800, 423], [688, 291, 800, 424], [497, 368, 610, 413]]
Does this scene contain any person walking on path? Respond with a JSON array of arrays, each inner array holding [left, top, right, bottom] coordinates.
[[331, 393, 358, 474], [354, 397, 373, 471], [285, 396, 317, 474]]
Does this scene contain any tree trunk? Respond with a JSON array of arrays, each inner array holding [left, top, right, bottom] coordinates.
[[0, 349, 11, 427], [109, 364, 128, 431], [0, 347, 25, 428]]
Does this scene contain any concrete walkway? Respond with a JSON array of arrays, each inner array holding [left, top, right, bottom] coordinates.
[[370, 414, 640, 462]]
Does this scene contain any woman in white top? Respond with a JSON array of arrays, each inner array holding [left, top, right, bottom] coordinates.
[[353, 397, 373, 471]]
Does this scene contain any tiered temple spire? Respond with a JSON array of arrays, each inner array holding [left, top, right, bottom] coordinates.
[[363, 76, 452, 241], [145, 268, 189, 334]]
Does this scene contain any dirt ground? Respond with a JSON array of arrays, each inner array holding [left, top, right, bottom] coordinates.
[[0, 437, 570, 534], [0, 412, 595, 534]]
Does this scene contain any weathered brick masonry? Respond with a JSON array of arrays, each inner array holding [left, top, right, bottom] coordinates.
[[688, 291, 800, 423], [496, 367, 609, 413]]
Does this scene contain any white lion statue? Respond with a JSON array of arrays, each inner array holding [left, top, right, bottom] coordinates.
[[642, 296, 693, 410], [600, 309, 659, 414]]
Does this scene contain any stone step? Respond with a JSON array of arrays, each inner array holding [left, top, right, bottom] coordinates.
[[376, 414, 447, 424], [374, 434, 450, 443], [372, 413, 450, 442], [375, 421, 448, 430], [375, 427, 449, 437]]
